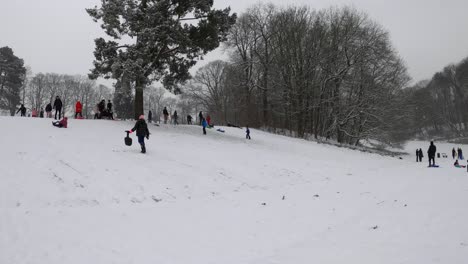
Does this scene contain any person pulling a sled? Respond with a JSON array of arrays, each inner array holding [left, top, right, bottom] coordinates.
[[427, 141, 437, 167], [128, 115, 150, 153]]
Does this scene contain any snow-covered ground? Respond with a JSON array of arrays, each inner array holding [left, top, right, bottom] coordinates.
[[1, 116, 468, 264]]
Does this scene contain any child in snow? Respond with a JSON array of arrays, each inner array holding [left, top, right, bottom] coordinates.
[[202, 118, 207, 135], [128, 115, 150, 153], [246, 126, 251, 140], [52, 117, 68, 128], [454, 159, 459, 167]]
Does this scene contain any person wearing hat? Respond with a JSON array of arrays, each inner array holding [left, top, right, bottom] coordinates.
[[128, 115, 150, 153]]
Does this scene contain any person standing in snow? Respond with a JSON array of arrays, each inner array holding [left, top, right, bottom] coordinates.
[[452, 148, 457, 159], [416, 149, 419, 162], [427, 141, 437, 167], [198, 111, 203, 125], [16, 104, 26, 117], [39, 108, 44, 118], [45, 103, 53, 118], [202, 117, 207, 135], [206, 115, 211, 126], [163, 107, 169, 124], [246, 126, 251, 140], [173, 110, 178, 125], [418, 148, 423, 162], [75, 100, 83, 119], [148, 110, 153, 123], [52, 116, 68, 128], [53, 96, 63, 120], [187, 115, 192, 125], [107, 100, 113, 113], [459, 148, 464, 160], [128, 115, 150, 153]]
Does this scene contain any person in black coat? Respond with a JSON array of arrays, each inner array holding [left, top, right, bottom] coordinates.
[[16, 104, 26, 117], [163, 107, 169, 124], [198, 111, 203, 125], [128, 115, 150, 153], [452, 148, 456, 159], [45, 103, 53, 118], [148, 110, 153, 123], [416, 149, 419, 162], [39, 108, 44, 118], [246, 126, 251, 140], [427, 141, 437, 167], [53, 96, 63, 120], [107, 100, 113, 113], [187, 115, 192, 125], [418, 148, 423, 162], [173, 110, 178, 125]]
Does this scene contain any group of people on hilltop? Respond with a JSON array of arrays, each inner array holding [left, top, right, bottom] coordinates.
[[94, 99, 113, 120], [15, 96, 63, 119], [417, 142, 468, 169]]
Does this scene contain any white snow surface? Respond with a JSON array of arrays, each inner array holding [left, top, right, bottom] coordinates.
[[1, 116, 468, 263]]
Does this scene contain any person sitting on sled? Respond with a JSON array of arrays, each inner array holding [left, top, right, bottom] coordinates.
[[52, 116, 68, 128], [128, 115, 150, 153], [454, 159, 460, 167]]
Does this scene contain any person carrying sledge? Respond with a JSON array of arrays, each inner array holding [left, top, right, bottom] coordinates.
[[16, 104, 26, 117], [45, 103, 53, 118], [427, 141, 437, 167], [52, 116, 68, 128], [163, 107, 169, 124], [75, 100, 83, 118], [53, 96, 63, 120], [246, 126, 251, 140], [418, 148, 423, 162], [128, 115, 150, 153], [202, 117, 207, 135]]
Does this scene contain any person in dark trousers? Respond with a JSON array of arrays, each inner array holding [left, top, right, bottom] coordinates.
[[418, 148, 423, 162], [107, 100, 113, 113], [16, 104, 26, 117], [452, 148, 457, 159], [45, 103, 53, 118], [53, 96, 63, 120], [427, 141, 437, 167], [459, 148, 463, 160], [148, 110, 153, 123], [246, 126, 251, 140], [163, 107, 169, 124], [187, 115, 192, 125], [52, 116, 68, 128], [98, 100, 105, 113], [39, 108, 44, 118], [202, 118, 207, 135], [128, 115, 150, 153], [198, 111, 203, 125], [173, 110, 178, 125], [416, 149, 419, 162], [75, 100, 83, 118]]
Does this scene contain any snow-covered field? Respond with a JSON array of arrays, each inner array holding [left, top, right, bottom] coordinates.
[[1, 116, 468, 264]]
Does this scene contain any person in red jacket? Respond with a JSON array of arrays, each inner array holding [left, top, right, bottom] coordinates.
[[52, 117, 68, 128], [206, 115, 211, 126], [75, 100, 83, 119]]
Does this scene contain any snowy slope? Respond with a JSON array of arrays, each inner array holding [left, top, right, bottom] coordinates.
[[1, 116, 468, 264]]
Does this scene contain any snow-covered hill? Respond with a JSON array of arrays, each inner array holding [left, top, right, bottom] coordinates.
[[1, 116, 467, 264]]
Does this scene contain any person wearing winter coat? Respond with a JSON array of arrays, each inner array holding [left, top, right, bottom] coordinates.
[[163, 107, 169, 124], [187, 115, 192, 125], [53, 96, 63, 120], [75, 100, 83, 118], [202, 118, 207, 135], [107, 100, 113, 113], [206, 115, 211, 126], [427, 141, 437, 167], [459, 148, 464, 160], [40, 108, 44, 118], [128, 115, 150, 153], [98, 100, 106, 113], [52, 116, 68, 128], [148, 110, 153, 123], [173, 110, 178, 125], [246, 126, 251, 140], [16, 104, 26, 117], [416, 149, 419, 162], [418, 148, 423, 162], [198, 111, 203, 125], [452, 148, 457, 159], [45, 103, 53, 118]]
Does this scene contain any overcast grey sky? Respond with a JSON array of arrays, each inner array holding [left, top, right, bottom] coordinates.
[[1, 0, 467, 85]]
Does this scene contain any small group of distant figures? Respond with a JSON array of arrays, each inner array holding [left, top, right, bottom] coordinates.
[[416, 142, 468, 170], [16, 95, 64, 119], [93, 99, 114, 120]]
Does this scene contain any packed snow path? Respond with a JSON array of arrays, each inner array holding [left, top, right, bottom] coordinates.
[[1, 116, 467, 263]]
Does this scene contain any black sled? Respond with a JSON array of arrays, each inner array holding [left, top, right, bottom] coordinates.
[[124, 131, 132, 146]]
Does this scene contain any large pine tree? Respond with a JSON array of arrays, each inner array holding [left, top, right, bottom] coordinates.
[[87, 0, 236, 119], [0, 46, 26, 116]]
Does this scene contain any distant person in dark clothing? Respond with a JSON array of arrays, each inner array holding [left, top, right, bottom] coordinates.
[[39, 108, 44, 118], [107, 100, 112, 113], [163, 107, 169, 124], [173, 110, 178, 125], [148, 110, 153, 123], [53, 96, 63, 120], [416, 149, 419, 162], [459, 148, 464, 160], [52, 117, 68, 128], [246, 126, 251, 140], [16, 104, 26, 117], [418, 148, 423, 162], [187, 115, 192, 125], [98, 100, 105, 113], [202, 118, 207, 135], [452, 148, 457, 159], [198, 111, 203, 125], [128, 115, 150, 153], [45, 103, 53, 118], [427, 141, 437, 167]]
